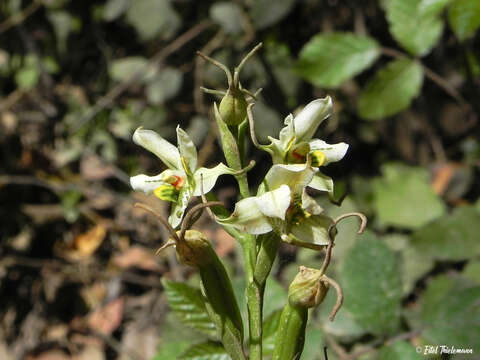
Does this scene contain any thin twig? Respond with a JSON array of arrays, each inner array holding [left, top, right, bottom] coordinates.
[[0, 0, 44, 34], [247, 103, 267, 150], [74, 20, 212, 132]]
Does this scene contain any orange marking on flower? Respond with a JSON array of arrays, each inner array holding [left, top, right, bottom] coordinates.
[[291, 150, 305, 161], [172, 176, 184, 190]]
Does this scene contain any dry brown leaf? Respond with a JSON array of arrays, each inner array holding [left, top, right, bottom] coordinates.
[[80, 154, 114, 181], [111, 246, 161, 271], [87, 297, 124, 335], [59, 224, 107, 261], [25, 349, 69, 360]]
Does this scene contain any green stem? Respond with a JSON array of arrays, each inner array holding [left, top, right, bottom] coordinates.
[[254, 233, 281, 287], [240, 234, 263, 360]]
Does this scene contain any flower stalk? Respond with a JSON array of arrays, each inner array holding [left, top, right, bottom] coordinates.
[[129, 43, 367, 360]]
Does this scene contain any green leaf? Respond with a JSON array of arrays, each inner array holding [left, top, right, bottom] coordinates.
[[249, 0, 296, 29], [146, 67, 183, 105], [180, 341, 230, 360], [376, 341, 423, 360], [109, 57, 149, 82], [417, 275, 480, 348], [297, 32, 381, 88], [210, 2, 243, 35], [263, 278, 288, 318], [373, 163, 445, 229], [125, 0, 180, 40], [317, 288, 366, 341], [301, 327, 327, 360], [385, 0, 448, 56], [341, 232, 403, 335], [15, 65, 39, 90], [462, 260, 480, 284], [384, 234, 434, 295], [162, 280, 217, 338], [411, 206, 480, 261], [262, 310, 282, 355], [153, 341, 191, 360], [448, 0, 480, 41], [103, 0, 129, 21], [358, 58, 423, 120]]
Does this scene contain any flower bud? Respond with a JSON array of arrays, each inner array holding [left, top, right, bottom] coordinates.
[[288, 266, 329, 308], [218, 87, 248, 126]]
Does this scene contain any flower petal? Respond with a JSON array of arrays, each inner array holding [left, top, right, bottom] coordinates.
[[302, 191, 323, 215], [259, 164, 317, 198], [192, 163, 236, 196], [176, 126, 198, 175], [168, 186, 193, 228], [293, 97, 333, 143], [309, 139, 349, 165], [309, 172, 334, 194], [133, 128, 181, 170], [281, 214, 334, 250], [217, 185, 291, 235], [130, 169, 183, 194]]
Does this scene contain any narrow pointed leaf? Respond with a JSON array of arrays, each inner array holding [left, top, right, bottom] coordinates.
[[180, 341, 230, 360], [358, 58, 423, 120], [162, 280, 217, 338]]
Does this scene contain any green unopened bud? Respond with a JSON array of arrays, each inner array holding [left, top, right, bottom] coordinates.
[[288, 266, 329, 308], [219, 87, 248, 126], [174, 229, 214, 267]]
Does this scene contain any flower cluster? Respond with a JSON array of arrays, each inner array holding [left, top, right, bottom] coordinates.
[[130, 96, 348, 249]]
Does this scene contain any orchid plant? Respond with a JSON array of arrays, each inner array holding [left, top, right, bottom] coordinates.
[[130, 44, 366, 360]]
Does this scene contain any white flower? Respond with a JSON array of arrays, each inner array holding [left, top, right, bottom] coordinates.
[[217, 163, 335, 250], [258, 97, 349, 197], [130, 126, 239, 228]]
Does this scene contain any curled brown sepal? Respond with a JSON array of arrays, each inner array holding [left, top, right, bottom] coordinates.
[[320, 275, 343, 321]]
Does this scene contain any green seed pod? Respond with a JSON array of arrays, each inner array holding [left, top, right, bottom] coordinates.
[[174, 230, 246, 360], [272, 302, 308, 360], [219, 87, 248, 126], [272, 266, 330, 360]]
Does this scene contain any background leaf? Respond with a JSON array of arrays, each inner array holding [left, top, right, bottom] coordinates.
[[180, 341, 230, 360], [411, 206, 480, 261], [415, 275, 480, 348], [373, 163, 445, 229], [385, 0, 448, 56], [210, 2, 243, 35], [262, 310, 282, 355], [448, 0, 480, 41], [162, 280, 217, 338], [249, 0, 296, 29], [340, 232, 403, 335], [297, 32, 381, 88], [125, 0, 180, 40], [358, 58, 423, 120], [376, 341, 423, 360]]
